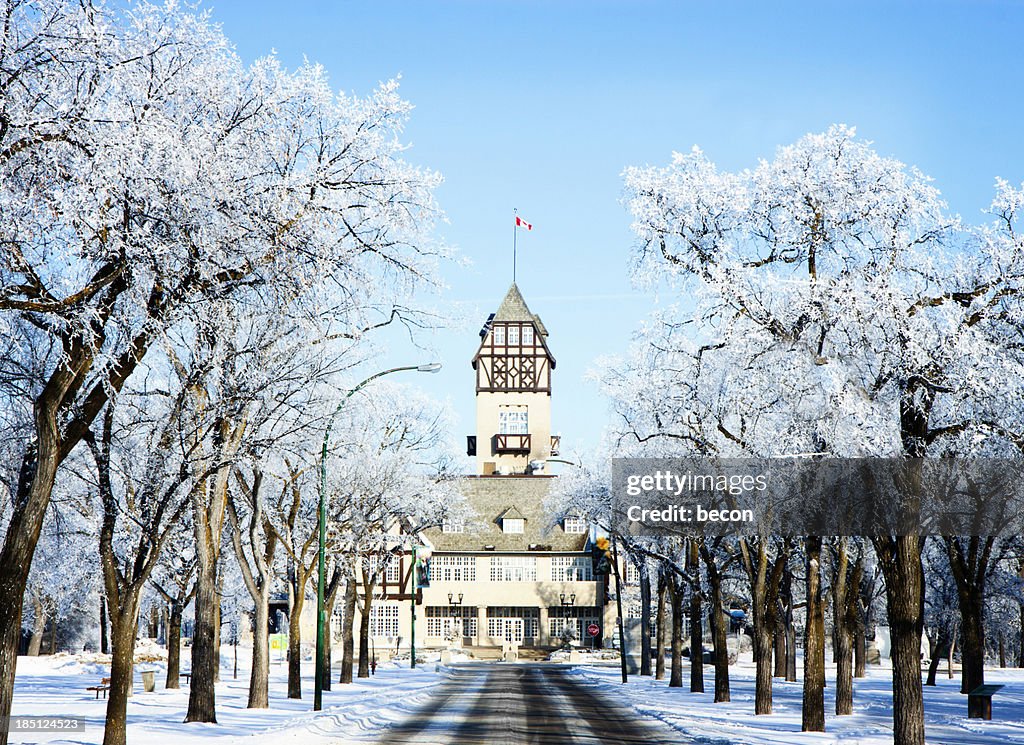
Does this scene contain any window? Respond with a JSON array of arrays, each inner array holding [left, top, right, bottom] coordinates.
[[489, 556, 536, 581], [551, 556, 594, 582], [522, 325, 534, 345], [624, 562, 641, 584], [508, 326, 520, 345], [487, 607, 539, 641], [502, 518, 524, 534], [369, 604, 399, 637], [430, 556, 476, 582], [426, 606, 478, 638], [492, 326, 505, 345], [441, 519, 464, 533], [563, 516, 587, 534], [498, 408, 529, 434], [548, 606, 600, 640], [384, 556, 401, 584]]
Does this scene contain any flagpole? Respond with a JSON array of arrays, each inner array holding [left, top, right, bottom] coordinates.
[[513, 208, 517, 283]]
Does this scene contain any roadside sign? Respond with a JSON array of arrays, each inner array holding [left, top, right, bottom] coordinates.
[[587, 623, 600, 637]]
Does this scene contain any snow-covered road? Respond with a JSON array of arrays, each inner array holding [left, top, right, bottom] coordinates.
[[372, 663, 686, 745]]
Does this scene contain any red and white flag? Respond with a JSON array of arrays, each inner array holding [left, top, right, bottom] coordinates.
[[515, 215, 532, 231]]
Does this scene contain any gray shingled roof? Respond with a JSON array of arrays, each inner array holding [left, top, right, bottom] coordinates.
[[424, 476, 587, 552], [494, 283, 549, 337]]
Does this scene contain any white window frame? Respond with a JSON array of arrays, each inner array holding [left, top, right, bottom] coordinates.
[[508, 325, 520, 345], [441, 519, 464, 533], [369, 604, 399, 637], [498, 408, 529, 435], [384, 556, 401, 584], [551, 556, 594, 582], [522, 325, 534, 345], [492, 326, 505, 345], [563, 516, 587, 534], [489, 556, 536, 581], [502, 518, 525, 534], [431, 556, 476, 582]]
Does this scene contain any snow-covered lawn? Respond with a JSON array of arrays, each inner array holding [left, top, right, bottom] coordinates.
[[8, 651, 445, 745], [11, 650, 1024, 744], [571, 657, 1024, 745]]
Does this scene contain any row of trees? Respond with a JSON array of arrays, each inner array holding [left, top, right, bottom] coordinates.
[[0, 3, 457, 745], [551, 125, 1024, 745]]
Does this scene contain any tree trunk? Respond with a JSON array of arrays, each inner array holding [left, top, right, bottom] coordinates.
[[103, 602, 141, 745], [358, 585, 373, 678], [957, 587, 985, 695], [875, 535, 925, 745], [832, 539, 854, 716], [708, 566, 730, 702], [322, 577, 340, 692], [802, 535, 825, 732], [687, 540, 704, 693], [1018, 602, 1024, 667], [248, 592, 270, 707], [27, 593, 44, 656], [287, 591, 304, 699], [948, 630, 956, 679], [185, 549, 220, 723], [638, 559, 653, 676], [854, 619, 866, 678], [100, 594, 109, 655], [0, 417, 64, 745], [773, 625, 786, 678], [655, 571, 667, 681], [166, 603, 183, 690], [669, 576, 683, 688], [213, 574, 223, 684], [340, 579, 356, 684]]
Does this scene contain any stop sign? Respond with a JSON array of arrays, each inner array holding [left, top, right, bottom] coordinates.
[[586, 623, 600, 637]]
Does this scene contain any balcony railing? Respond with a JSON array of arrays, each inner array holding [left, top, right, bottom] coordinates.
[[494, 433, 531, 452]]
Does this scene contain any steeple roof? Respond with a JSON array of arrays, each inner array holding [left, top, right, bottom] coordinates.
[[494, 282, 548, 336]]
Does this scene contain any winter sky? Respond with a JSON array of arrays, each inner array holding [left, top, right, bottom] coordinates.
[[209, 0, 1024, 460]]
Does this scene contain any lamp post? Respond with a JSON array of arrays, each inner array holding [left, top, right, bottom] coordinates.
[[314, 362, 441, 712]]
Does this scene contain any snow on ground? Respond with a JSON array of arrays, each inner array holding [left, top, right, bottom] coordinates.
[[8, 650, 446, 745], [571, 655, 1024, 745], [11, 648, 1024, 744]]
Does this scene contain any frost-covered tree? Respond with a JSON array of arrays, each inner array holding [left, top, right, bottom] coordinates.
[[0, 0, 443, 735], [620, 125, 1024, 744]]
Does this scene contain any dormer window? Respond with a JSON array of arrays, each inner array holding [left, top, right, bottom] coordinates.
[[522, 325, 534, 345], [442, 519, 464, 533], [508, 325, 520, 345], [493, 326, 505, 345], [563, 516, 587, 534], [503, 518, 525, 534]]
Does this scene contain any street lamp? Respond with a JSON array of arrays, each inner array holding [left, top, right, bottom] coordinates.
[[314, 362, 442, 712], [560, 593, 576, 607]]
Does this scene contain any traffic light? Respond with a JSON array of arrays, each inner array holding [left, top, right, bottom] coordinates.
[[591, 536, 611, 576]]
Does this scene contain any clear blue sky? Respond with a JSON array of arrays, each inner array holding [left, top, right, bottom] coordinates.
[[209, 0, 1024, 462]]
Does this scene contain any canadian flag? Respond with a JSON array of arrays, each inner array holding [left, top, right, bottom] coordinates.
[[515, 215, 532, 231]]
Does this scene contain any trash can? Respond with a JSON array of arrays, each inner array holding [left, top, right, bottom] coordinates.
[[141, 670, 156, 693]]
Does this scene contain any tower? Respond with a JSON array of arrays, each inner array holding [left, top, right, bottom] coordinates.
[[470, 283, 558, 475]]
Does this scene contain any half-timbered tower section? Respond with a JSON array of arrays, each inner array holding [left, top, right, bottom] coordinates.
[[470, 283, 560, 475]]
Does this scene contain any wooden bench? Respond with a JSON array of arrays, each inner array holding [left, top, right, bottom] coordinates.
[[86, 677, 112, 699], [968, 684, 1005, 720]]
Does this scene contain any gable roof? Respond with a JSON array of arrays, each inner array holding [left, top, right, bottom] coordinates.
[[424, 476, 587, 552], [497, 505, 526, 522], [471, 283, 557, 369]]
